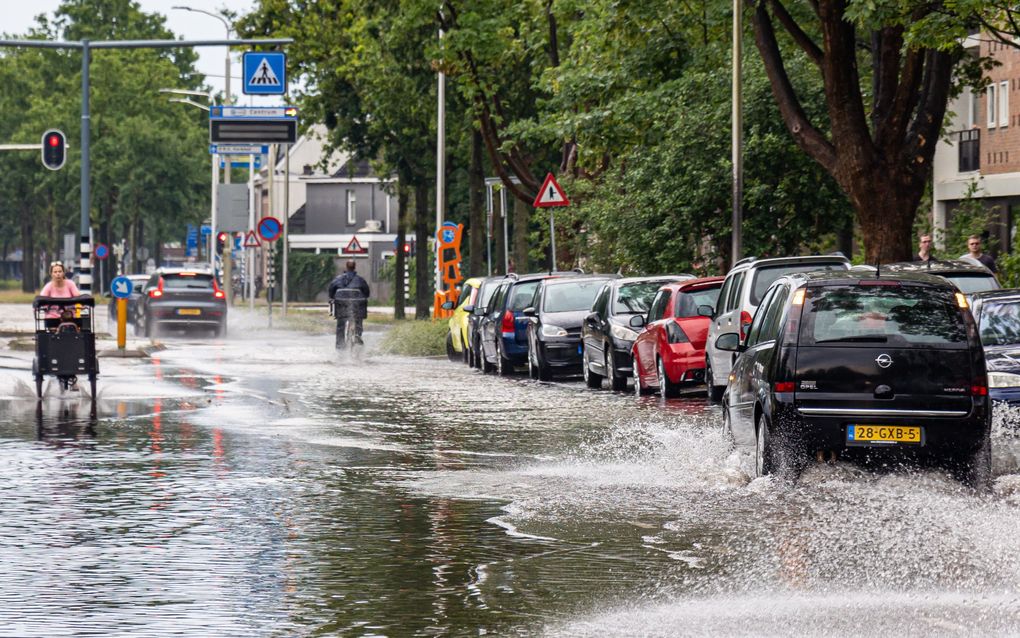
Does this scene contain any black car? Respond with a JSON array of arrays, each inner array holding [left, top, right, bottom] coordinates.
[[854, 259, 1000, 296], [466, 276, 505, 369], [136, 268, 228, 337], [525, 276, 615, 380], [106, 273, 149, 334], [971, 289, 1020, 405], [581, 275, 690, 390], [718, 270, 991, 487]]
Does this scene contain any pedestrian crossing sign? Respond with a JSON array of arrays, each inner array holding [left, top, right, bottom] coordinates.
[[242, 52, 286, 95]]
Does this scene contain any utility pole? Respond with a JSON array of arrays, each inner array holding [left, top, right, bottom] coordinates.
[[731, 0, 743, 266]]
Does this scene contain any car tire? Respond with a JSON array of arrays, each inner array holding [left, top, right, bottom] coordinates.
[[446, 332, 459, 362], [658, 357, 681, 399], [706, 358, 724, 402], [960, 433, 992, 492], [496, 341, 512, 376], [754, 414, 777, 478], [607, 347, 627, 392], [480, 340, 495, 374], [633, 353, 649, 396], [462, 334, 470, 365], [583, 345, 603, 389], [529, 336, 550, 381]]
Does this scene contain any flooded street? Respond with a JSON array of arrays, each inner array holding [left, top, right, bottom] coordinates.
[[1, 309, 1020, 636]]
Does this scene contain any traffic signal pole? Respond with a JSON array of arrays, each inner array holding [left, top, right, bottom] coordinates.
[[0, 36, 292, 294]]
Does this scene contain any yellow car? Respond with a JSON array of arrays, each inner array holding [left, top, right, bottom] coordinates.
[[444, 277, 482, 362]]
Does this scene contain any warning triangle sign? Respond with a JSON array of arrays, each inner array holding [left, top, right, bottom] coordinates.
[[344, 235, 367, 254], [243, 230, 261, 248], [249, 59, 281, 86], [533, 173, 570, 208]]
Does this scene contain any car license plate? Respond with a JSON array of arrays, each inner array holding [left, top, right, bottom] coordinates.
[[846, 425, 923, 445], [178, 308, 201, 316]]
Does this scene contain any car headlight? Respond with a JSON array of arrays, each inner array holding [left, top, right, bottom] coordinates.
[[988, 371, 1020, 388], [541, 324, 568, 338], [610, 324, 638, 341]]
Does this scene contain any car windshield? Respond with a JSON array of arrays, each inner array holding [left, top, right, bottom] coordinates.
[[944, 274, 999, 294], [676, 287, 721, 317], [543, 280, 606, 313], [751, 262, 847, 306], [801, 285, 967, 346], [979, 300, 1020, 346], [613, 281, 669, 314], [163, 275, 214, 291]]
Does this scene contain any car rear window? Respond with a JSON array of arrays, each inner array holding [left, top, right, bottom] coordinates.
[[800, 285, 967, 346], [943, 274, 1000, 294], [676, 287, 722, 318], [979, 300, 1020, 346], [543, 280, 606, 313], [478, 281, 500, 308], [508, 281, 540, 311], [613, 281, 668, 314], [163, 274, 215, 291], [750, 262, 847, 306]]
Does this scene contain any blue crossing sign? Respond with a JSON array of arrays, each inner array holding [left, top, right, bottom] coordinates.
[[243, 52, 286, 95]]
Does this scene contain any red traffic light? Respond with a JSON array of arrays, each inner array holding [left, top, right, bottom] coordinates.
[[217, 232, 228, 242], [47, 134, 61, 147], [41, 129, 66, 170], [403, 243, 411, 253]]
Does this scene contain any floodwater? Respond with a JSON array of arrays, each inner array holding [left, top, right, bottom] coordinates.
[[0, 309, 1020, 636]]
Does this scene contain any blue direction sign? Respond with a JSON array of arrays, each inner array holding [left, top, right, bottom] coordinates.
[[243, 52, 286, 95], [111, 276, 133, 299]]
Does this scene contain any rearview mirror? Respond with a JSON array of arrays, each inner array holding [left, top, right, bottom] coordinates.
[[629, 314, 646, 329], [441, 301, 454, 310], [463, 304, 475, 313], [697, 304, 714, 318], [715, 332, 744, 352], [522, 306, 536, 316]]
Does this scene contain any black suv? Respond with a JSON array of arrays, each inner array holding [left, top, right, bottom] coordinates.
[[137, 268, 228, 337], [717, 270, 991, 487]]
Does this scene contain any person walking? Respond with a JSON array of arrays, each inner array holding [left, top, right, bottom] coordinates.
[[328, 260, 371, 346], [960, 234, 997, 273], [915, 234, 934, 262]]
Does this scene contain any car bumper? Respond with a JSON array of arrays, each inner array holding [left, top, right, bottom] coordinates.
[[990, 387, 1020, 406], [662, 343, 705, 384], [607, 337, 635, 375], [540, 338, 583, 369]]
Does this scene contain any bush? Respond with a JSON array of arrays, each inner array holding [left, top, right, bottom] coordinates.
[[378, 319, 448, 356], [282, 252, 337, 302]]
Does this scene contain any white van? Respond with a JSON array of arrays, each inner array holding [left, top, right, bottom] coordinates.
[[705, 254, 850, 400]]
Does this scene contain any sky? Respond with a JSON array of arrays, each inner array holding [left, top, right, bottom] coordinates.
[[4, 1, 282, 105]]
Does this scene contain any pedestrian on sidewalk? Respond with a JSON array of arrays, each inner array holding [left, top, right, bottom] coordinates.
[[915, 233, 934, 262], [960, 234, 997, 273]]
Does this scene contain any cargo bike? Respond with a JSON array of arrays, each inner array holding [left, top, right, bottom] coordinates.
[[32, 295, 99, 398]]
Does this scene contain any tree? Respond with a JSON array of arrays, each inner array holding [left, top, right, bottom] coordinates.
[[748, 0, 980, 262]]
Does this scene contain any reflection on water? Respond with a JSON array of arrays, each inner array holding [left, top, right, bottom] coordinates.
[[0, 327, 1018, 635]]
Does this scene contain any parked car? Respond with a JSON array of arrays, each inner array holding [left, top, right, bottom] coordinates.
[[854, 260, 1000, 296], [443, 277, 482, 362], [718, 270, 990, 487], [970, 289, 1020, 405], [582, 275, 692, 391], [106, 273, 150, 334], [706, 254, 850, 401], [479, 273, 559, 375], [466, 276, 505, 369], [525, 276, 616, 380], [631, 277, 724, 397], [136, 268, 228, 337]]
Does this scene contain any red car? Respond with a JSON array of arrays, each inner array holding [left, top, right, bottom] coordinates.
[[632, 277, 724, 397]]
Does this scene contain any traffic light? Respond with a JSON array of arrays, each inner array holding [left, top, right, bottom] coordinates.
[[403, 241, 415, 257], [217, 231, 228, 252], [41, 129, 66, 170]]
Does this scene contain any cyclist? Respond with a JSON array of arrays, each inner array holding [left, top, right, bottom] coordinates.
[[328, 260, 370, 347]]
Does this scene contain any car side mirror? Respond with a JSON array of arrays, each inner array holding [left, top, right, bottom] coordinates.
[[698, 304, 714, 318], [522, 306, 536, 316], [463, 304, 475, 313], [441, 301, 454, 310], [629, 315, 646, 329], [715, 332, 745, 352]]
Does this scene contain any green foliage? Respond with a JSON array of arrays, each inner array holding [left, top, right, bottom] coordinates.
[[377, 319, 448, 357], [941, 181, 1000, 259], [286, 252, 337, 301]]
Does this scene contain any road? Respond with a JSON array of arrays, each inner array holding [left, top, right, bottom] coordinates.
[[0, 305, 1018, 636]]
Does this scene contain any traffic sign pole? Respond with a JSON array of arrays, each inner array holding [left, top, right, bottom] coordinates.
[[117, 298, 127, 350]]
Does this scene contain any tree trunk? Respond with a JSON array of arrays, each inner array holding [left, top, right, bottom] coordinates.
[[512, 196, 528, 273], [394, 185, 408, 320], [414, 182, 430, 319], [468, 129, 485, 276]]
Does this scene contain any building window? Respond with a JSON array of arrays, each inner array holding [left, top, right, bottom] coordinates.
[[346, 189, 356, 225], [959, 129, 980, 172], [988, 84, 997, 128], [966, 87, 978, 128], [1000, 81, 1010, 128]]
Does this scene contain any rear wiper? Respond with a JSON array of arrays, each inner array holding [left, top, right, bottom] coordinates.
[[814, 335, 888, 343]]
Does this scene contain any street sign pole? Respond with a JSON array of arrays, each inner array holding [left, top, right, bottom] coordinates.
[[210, 151, 218, 273], [249, 154, 256, 313], [549, 209, 556, 272], [283, 144, 290, 315]]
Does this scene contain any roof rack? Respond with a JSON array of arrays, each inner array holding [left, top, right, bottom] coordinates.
[[732, 256, 757, 268]]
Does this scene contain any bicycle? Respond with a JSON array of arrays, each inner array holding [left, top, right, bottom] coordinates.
[[330, 290, 367, 352]]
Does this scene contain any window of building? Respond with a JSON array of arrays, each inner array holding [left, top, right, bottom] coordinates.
[[988, 84, 998, 128], [1000, 81, 1010, 128], [965, 87, 978, 128], [959, 129, 980, 172], [346, 190, 357, 225]]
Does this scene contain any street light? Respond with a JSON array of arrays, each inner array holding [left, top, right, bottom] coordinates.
[[171, 5, 232, 106]]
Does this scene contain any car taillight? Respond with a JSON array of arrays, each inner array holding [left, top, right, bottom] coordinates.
[[740, 310, 752, 340], [148, 289, 163, 298], [774, 381, 795, 393], [665, 321, 689, 344], [971, 385, 988, 396], [501, 310, 515, 333], [214, 290, 225, 299]]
